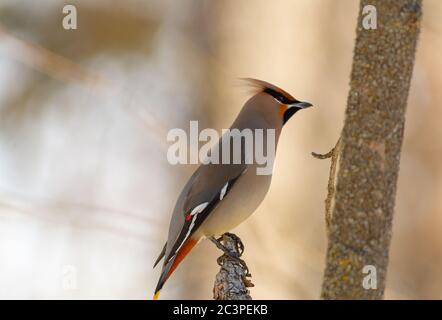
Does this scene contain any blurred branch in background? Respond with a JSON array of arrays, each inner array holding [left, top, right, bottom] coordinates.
[[0, 24, 108, 89], [0, 189, 158, 242], [321, 0, 422, 299], [0, 23, 170, 143]]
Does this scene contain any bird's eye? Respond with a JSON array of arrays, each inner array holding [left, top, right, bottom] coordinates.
[[275, 93, 292, 104], [264, 87, 292, 104], [274, 93, 283, 102], [264, 88, 277, 100]]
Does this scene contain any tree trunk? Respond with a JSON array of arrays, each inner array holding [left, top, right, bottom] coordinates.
[[321, 0, 422, 299]]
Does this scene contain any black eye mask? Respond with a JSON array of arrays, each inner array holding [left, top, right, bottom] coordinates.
[[263, 87, 299, 105]]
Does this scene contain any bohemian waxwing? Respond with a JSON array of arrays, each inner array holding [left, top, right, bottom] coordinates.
[[153, 78, 312, 299]]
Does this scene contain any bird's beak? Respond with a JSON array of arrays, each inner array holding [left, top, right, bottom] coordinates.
[[289, 101, 313, 109]]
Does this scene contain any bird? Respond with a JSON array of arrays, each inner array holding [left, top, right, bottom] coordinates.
[[153, 78, 312, 299]]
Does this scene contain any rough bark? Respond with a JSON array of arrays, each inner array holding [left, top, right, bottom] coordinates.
[[213, 233, 253, 300], [320, 0, 422, 299]]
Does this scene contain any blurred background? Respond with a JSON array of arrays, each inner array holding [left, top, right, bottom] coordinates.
[[0, 0, 441, 299]]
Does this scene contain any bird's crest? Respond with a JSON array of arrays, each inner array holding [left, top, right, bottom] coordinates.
[[239, 78, 296, 103]]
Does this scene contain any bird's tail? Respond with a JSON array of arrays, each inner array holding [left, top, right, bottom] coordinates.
[[153, 237, 198, 300]]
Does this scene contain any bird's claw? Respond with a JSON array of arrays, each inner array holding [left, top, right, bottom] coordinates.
[[210, 233, 251, 277], [224, 232, 245, 256]]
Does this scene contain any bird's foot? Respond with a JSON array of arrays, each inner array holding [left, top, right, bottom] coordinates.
[[224, 232, 245, 256], [209, 235, 230, 254], [210, 233, 251, 277]]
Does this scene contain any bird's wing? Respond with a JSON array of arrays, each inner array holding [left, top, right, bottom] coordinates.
[[162, 162, 247, 265]]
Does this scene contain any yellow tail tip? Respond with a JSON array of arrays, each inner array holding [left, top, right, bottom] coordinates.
[[153, 291, 160, 300]]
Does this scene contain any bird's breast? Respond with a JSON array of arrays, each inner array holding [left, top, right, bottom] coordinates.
[[200, 169, 272, 237]]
